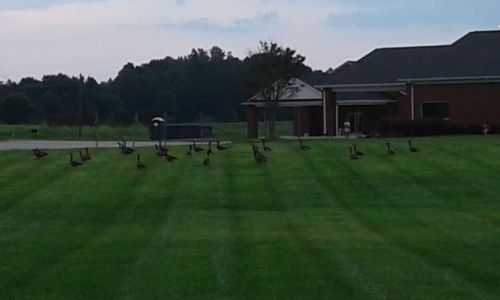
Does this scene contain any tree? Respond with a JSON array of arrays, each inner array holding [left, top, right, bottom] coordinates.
[[209, 46, 226, 61], [246, 41, 311, 138], [0, 93, 34, 124]]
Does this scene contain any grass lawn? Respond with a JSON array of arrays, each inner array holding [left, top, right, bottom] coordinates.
[[0, 122, 292, 142], [1, 136, 500, 299]]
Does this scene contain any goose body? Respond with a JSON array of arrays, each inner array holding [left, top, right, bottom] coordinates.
[[155, 145, 167, 157], [118, 142, 134, 155], [84, 148, 91, 160], [408, 140, 419, 153], [79, 150, 90, 162], [262, 139, 272, 152], [203, 152, 210, 166], [136, 154, 146, 170], [252, 144, 267, 164], [166, 153, 178, 162], [216, 140, 227, 151], [386, 142, 395, 155], [193, 142, 204, 153], [70, 153, 82, 167], [207, 141, 213, 157], [32, 148, 48, 159], [158, 141, 167, 153], [353, 144, 364, 156], [299, 138, 310, 151], [349, 146, 359, 160]]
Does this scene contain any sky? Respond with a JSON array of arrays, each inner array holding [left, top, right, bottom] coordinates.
[[1, 0, 499, 82]]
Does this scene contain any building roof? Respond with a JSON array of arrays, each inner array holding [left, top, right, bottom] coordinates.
[[245, 78, 322, 106], [323, 30, 500, 85]]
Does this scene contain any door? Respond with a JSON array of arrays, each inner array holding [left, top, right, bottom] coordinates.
[[347, 111, 363, 133]]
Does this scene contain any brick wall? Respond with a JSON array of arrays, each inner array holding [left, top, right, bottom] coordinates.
[[414, 82, 500, 125]]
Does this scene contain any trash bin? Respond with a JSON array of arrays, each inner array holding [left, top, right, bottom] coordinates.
[[149, 117, 166, 140]]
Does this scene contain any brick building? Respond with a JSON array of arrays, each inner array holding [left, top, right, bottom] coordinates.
[[244, 30, 500, 137]]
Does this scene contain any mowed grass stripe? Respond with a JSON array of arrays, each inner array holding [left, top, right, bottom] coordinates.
[[0, 150, 74, 212], [354, 140, 500, 293], [0, 149, 156, 298], [299, 141, 498, 299], [117, 150, 227, 299], [263, 143, 378, 299], [23, 150, 191, 299]]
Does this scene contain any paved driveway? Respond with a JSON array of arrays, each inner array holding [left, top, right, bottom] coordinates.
[[0, 140, 212, 151]]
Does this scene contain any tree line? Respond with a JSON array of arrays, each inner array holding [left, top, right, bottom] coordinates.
[[0, 43, 314, 126]]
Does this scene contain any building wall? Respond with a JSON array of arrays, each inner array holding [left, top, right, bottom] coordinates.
[[338, 105, 393, 135], [293, 107, 323, 136], [414, 82, 500, 125]]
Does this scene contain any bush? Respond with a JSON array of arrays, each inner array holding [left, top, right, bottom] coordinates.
[[377, 118, 490, 136]]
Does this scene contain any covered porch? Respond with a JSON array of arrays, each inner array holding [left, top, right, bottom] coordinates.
[[319, 83, 407, 136]]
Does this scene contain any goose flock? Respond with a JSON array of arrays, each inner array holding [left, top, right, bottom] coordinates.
[[30, 138, 420, 169]]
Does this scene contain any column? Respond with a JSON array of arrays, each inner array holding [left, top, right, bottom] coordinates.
[[246, 106, 258, 138], [324, 88, 337, 136]]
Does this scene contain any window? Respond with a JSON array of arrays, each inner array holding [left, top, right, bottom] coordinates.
[[422, 103, 449, 120]]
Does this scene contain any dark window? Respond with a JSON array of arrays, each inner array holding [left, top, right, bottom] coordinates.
[[422, 103, 449, 120]]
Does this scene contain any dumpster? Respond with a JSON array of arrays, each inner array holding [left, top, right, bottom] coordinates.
[[149, 117, 213, 140]]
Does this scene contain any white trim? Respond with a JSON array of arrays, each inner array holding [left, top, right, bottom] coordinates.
[[242, 101, 322, 108], [315, 82, 406, 92], [400, 76, 500, 85], [335, 103, 339, 136], [244, 99, 394, 107], [411, 84, 415, 120], [322, 91, 327, 135], [337, 99, 395, 106]]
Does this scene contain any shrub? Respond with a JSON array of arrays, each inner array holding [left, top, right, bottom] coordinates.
[[376, 118, 489, 136]]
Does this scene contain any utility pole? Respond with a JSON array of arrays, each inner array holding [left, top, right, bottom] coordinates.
[[163, 111, 167, 144], [78, 75, 83, 139], [94, 111, 99, 148]]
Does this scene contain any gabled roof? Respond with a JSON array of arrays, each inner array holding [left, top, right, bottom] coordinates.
[[323, 30, 500, 85], [243, 77, 398, 107], [246, 78, 322, 103]]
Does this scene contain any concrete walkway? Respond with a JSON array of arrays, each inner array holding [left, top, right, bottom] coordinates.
[[0, 140, 219, 151]]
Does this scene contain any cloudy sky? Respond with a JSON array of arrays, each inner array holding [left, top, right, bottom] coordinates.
[[1, 0, 499, 82]]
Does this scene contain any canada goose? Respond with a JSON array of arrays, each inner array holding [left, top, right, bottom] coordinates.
[[262, 139, 272, 152], [36, 148, 48, 156], [32, 148, 48, 159], [84, 148, 91, 160], [353, 144, 364, 156], [158, 140, 167, 153], [251, 143, 267, 164], [165, 152, 178, 162], [216, 140, 227, 151], [408, 140, 419, 153], [118, 142, 134, 155], [136, 154, 146, 170], [299, 138, 310, 151], [186, 144, 193, 156], [207, 141, 213, 157], [79, 150, 90, 162], [349, 146, 359, 160], [193, 141, 204, 152], [386, 142, 395, 155], [155, 145, 166, 157], [69, 153, 83, 167], [122, 140, 135, 153], [203, 152, 210, 166]]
